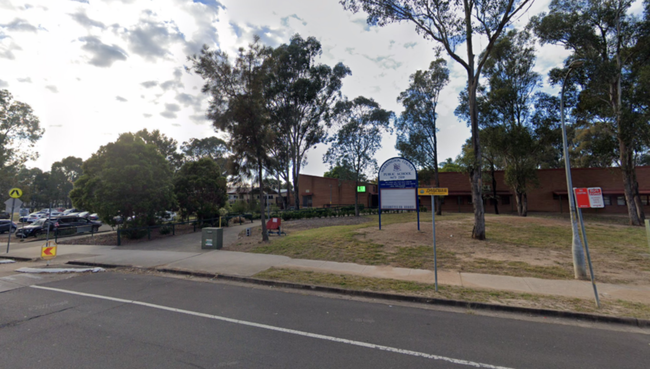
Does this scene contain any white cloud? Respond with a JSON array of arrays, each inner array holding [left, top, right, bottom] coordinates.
[[0, 0, 563, 177]]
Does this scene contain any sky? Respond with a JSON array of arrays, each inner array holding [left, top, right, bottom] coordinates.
[[0, 0, 643, 177]]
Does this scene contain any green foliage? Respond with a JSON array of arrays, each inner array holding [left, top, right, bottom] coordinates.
[[324, 96, 393, 216], [395, 58, 449, 172], [174, 157, 227, 221], [323, 164, 364, 181], [70, 133, 177, 227], [133, 129, 183, 171], [190, 36, 275, 241], [265, 34, 351, 210], [180, 136, 229, 174], [0, 89, 44, 199]]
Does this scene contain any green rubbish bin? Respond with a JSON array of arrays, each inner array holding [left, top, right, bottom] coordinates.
[[201, 227, 223, 249]]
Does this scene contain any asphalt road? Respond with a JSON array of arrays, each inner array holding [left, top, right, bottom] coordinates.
[[0, 272, 648, 369]]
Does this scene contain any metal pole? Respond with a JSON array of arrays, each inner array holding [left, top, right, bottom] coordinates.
[[6, 198, 15, 253], [576, 206, 600, 308], [560, 62, 587, 279], [416, 192, 420, 231], [432, 195, 438, 292]]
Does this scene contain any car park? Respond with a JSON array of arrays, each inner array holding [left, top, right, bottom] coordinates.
[[20, 213, 44, 223], [0, 220, 17, 234], [15, 216, 102, 238]]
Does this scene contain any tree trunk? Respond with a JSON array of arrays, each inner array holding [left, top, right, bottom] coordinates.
[[522, 192, 528, 217], [292, 162, 300, 210], [491, 162, 499, 215], [632, 171, 646, 221], [354, 179, 359, 217], [515, 192, 523, 216], [619, 139, 641, 226], [259, 164, 268, 242], [468, 76, 486, 240]]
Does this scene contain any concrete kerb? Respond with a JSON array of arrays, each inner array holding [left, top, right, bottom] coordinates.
[[65, 260, 650, 329]]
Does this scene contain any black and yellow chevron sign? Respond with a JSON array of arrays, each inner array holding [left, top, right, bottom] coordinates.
[[9, 188, 22, 198]]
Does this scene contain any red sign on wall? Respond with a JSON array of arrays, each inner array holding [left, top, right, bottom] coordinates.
[[573, 187, 604, 209]]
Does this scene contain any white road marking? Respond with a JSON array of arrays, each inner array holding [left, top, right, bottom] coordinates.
[[31, 285, 513, 369]]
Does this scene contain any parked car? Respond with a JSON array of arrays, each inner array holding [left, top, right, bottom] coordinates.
[[56, 215, 102, 231], [15, 216, 102, 238], [0, 220, 17, 234], [78, 211, 90, 218], [64, 208, 80, 215], [89, 213, 100, 221], [19, 213, 44, 223], [0, 212, 9, 219]]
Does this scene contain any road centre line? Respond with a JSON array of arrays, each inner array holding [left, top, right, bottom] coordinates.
[[31, 285, 513, 369]]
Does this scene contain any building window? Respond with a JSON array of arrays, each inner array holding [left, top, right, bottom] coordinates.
[[302, 195, 312, 207], [268, 195, 273, 199], [603, 196, 611, 206], [440, 197, 445, 205], [502, 196, 510, 205], [457, 196, 463, 205], [642, 195, 649, 206], [467, 196, 473, 205], [616, 196, 626, 206]]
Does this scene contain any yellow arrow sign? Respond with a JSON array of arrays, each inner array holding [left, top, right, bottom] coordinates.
[[41, 242, 57, 260], [418, 188, 449, 196], [9, 188, 22, 198]]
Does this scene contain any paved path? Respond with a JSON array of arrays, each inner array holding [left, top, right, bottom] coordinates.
[[3, 221, 650, 305]]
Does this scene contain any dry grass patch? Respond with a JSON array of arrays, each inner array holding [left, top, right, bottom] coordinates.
[[228, 212, 650, 284], [255, 268, 650, 320]]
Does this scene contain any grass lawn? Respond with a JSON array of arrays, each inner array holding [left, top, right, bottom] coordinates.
[[254, 268, 650, 321], [235, 212, 650, 283]]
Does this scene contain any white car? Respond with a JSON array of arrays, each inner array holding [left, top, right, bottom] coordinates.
[[20, 213, 44, 223]]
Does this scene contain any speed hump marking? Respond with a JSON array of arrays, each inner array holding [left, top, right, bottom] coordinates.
[[41, 242, 57, 260], [9, 188, 22, 198], [418, 188, 448, 196]]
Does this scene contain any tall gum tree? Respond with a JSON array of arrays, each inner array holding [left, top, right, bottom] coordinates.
[[324, 96, 393, 217], [395, 58, 449, 215], [265, 34, 351, 210], [533, 0, 646, 225], [341, 0, 537, 239], [190, 38, 274, 241]]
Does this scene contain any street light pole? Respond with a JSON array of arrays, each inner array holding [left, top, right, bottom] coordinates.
[[560, 60, 588, 280]]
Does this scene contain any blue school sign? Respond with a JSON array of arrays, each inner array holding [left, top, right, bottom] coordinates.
[[378, 157, 419, 230]]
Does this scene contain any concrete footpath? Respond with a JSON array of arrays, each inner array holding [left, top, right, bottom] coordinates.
[[2, 222, 650, 306]]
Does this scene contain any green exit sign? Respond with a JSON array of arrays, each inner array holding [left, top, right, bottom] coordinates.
[[357, 186, 366, 193]]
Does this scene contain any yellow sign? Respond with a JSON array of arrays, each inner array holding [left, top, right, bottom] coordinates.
[[418, 188, 449, 196], [41, 242, 57, 260], [9, 188, 22, 198]]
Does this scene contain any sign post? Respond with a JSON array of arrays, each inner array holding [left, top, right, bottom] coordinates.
[[573, 187, 603, 308], [6, 188, 23, 254], [418, 188, 448, 292], [378, 158, 419, 231]]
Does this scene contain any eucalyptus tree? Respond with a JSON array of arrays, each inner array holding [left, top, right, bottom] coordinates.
[[479, 30, 541, 217], [533, 0, 646, 225], [395, 58, 449, 215], [0, 89, 44, 197], [265, 34, 351, 210], [180, 136, 229, 175], [190, 37, 274, 241], [324, 96, 393, 216], [341, 0, 537, 239]]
